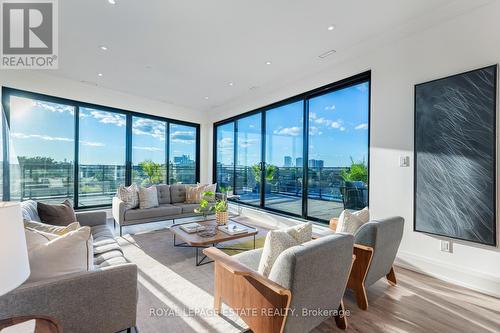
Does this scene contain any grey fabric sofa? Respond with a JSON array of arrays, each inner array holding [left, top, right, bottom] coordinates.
[[206, 233, 355, 333], [0, 201, 137, 333], [113, 184, 217, 236]]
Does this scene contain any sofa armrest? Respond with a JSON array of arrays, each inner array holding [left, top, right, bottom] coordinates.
[[112, 196, 127, 225], [75, 210, 107, 227], [0, 264, 137, 333]]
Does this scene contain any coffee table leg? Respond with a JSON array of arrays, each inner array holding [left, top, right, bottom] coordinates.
[[196, 247, 214, 266], [253, 235, 256, 249]]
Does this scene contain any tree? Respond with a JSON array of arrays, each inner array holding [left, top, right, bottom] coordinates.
[[340, 157, 368, 184], [138, 160, 162, 185]]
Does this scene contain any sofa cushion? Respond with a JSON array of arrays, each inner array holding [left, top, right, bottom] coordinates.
[[156, 184, 171, 204], [116, 184, 139, 209], [233, 248, 263, 271], [124, 204, 182, 221], [170, 184, 187, 203], [336, 207, 369, 234], [24, 220, 80, 236], [94, 250, 124, 265], [97, 256, 128, 268], [138, 186, 159, 209], [37, 200, 77, 226], [21, 200, 41, 222]]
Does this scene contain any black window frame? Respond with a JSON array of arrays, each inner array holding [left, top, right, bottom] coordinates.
[[1, 86, 200, 209], [213, 71, 371, 223]]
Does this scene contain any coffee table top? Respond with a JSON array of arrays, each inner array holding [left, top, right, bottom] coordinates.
[[170, 219, 258, 247]]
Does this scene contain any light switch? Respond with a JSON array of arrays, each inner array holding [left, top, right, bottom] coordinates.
[[399, 156, 410, 167]]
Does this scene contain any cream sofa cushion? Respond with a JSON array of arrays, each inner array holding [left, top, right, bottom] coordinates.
[[258, 222, 312, 277], [336, 207, 369, 234], [24, 220, 80, 236], [117, 184, 139, 209], [25, 226, 94, 282], [138, 186, 159, 209]]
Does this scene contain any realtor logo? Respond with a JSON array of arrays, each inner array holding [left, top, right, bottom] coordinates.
[[1, 0, 58, 69]]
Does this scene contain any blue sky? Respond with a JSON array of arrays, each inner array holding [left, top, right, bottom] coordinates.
[[217, 82, 369, 167], [8, 96, 197, 166]]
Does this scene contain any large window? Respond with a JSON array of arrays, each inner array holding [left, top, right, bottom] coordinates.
[[1, 88, 200, 208], [132, 116, 166, 186], [213, 72, 370, 222], [78, 108, 127, 207], [169, 123, 197, 184]]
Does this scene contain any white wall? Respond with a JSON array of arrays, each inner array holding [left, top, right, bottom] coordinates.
[[0, 71, 212, 183], [205, 1, 500, 297]]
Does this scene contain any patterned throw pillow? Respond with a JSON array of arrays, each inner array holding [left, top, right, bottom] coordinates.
[[336, 207, 369, 234], [138, 186, 159, 209], [117, 184, 139, 209], [258, 222, 312, 277], [185, 185, 204, 204], [197, 183, 217, 202]]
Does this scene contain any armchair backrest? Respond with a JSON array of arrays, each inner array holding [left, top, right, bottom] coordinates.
[[268, 233, 354, 333], [354, 216, 404, 286]]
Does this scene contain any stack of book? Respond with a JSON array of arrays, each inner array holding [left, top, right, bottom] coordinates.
[[180, 223, 205, 233], [219, 223, 249, 235]]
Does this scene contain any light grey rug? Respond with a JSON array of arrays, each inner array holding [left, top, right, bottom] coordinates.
[[118, 228, 253, 333]]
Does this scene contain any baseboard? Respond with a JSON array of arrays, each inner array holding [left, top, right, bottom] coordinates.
[[395, 251, 500, 298]]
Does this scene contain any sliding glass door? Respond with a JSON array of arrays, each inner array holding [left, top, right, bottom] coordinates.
[[8, 95, 75, 203], [264, 101, 304, 216], [214, 72, 370, 222], [235, 114, 262, 206], [78, 108, 127, 207], [307, 82, 369, 220]]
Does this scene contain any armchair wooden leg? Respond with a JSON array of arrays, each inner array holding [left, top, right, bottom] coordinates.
[[353, 282, 368, 310], [386, 266, 397, 286], [213, 263, 222, 314], [334, 300, 348, 329]]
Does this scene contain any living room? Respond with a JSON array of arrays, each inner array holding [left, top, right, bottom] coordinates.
[[1, 1, 500, 332]]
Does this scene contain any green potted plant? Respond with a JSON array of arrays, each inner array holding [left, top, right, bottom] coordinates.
[[211, 197, 229, 225], [251, 163, 277, 193], [194, 191, 215, 220], [340, 157, 368, 209]]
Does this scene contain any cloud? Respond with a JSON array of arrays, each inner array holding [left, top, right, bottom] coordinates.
[[171, 130, 195, 144], [331, 121, 342, 129], [356, 83, 369, 92], [273, 126, 301, 137], [11, 132, 73, 142], [218, 137, 233, 149], [340, 126, 346, 131], [88, 110, 126, 127], [324, 105, 336, 111], [81, 141, 105, 147], [309, 126, 322, 136], [315, 117, 332, 126], [35, 101, 74, 115], [132, 146, 163, 152], [239, 138, 258, 148], [132, 118, 165, 140], [355, 123, 368, 130], [11, 132, 105, 147], [309, 112, 317, 120]]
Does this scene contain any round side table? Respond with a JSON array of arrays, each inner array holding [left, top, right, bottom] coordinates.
[[0, 316, 62, 333]]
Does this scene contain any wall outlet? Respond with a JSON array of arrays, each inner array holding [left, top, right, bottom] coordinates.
[[440, 240, 453, 253], [399, 156, 410, 167]]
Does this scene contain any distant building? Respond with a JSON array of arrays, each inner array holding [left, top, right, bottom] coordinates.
[[284, 156, 292, 167], [295, 157, 303, 167], [308, 159, 324, 168], [173, 155, 194, 165]]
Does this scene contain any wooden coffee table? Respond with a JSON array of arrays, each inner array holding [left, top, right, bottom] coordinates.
[[170, 219, 258, 266]]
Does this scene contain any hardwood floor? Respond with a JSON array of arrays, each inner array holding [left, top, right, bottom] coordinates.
[[312, 266, 500, 333]]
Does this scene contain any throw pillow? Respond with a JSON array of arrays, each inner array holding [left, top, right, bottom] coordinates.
[[336, 207, 370, 234], [24, 220, 81, 236], [198, 183, 217, 202], [138, 186, 159, 209], [37, 200, 77, 226], [117, 184, 139, 209], [186, 185, 206, 204], [25, 226, 94, 283], [258, 222, 312, 277]]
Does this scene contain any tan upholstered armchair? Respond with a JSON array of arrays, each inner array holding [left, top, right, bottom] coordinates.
[[204, 234, 355, 333]]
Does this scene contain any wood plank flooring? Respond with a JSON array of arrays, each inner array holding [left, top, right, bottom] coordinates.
[[312, 266, 500, 333]]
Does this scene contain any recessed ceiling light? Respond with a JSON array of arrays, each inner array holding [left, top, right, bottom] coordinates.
[[318, 49, 336, 58], [97, 73, 103, 77], [204, 96, 209, 100], [108, 0, 116, 4], [265, 61, 272, 65], [228, 82, 234, 86], [327, 25, 336, 31], [99, 45, 108, 51]]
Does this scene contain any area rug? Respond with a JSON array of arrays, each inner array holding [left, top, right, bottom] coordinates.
[[117, 228, 264, 333]]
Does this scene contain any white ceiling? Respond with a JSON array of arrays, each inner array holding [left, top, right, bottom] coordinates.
[[53, 0, 479, 112]]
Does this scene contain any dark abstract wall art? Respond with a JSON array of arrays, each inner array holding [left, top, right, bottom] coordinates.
[[414, 65, 498, 246]]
